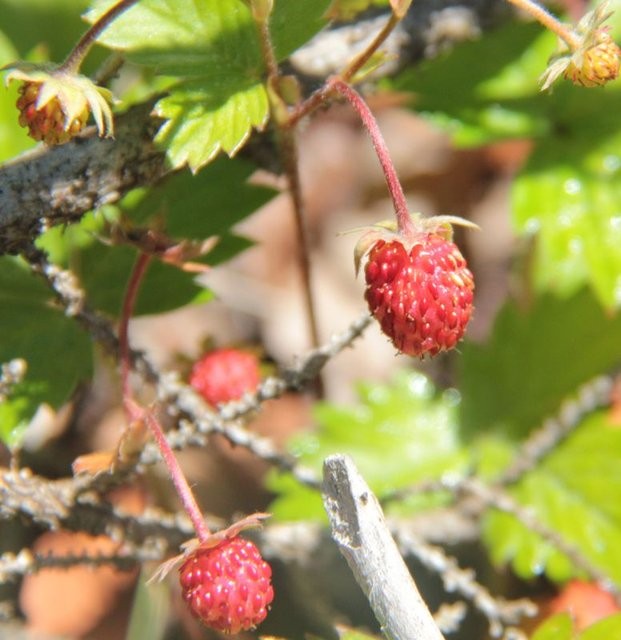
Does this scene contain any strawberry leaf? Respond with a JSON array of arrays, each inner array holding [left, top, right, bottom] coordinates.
[[87, 0, 330, 170], [483, 411, 621, 586], [391, 21, 550, 146], [512, 99, 621, 310], [153, 79, 269, 172], [0, 257, 92, 445], [460, 289, 621, 440], [268, 371, 468, 521], [125, 157, 275, 239], [0, 30, 35, 161], [326, 0, 389, 20], [579, 613, 621, 639], [531, 614, 573, 640]]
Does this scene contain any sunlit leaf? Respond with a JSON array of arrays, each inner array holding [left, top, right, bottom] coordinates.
[[484, 412, 621, 586], [87, 0, 330, 170], [268, 371, 468, 521], [0, 257, 92, 445], [460, 289, 621, 440]]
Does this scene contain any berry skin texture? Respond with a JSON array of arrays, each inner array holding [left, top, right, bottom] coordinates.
[[16, 82, 88, 145], [179, 537, 274, 634], [190, 348, 260, 406], [364, 234, 474, 357]]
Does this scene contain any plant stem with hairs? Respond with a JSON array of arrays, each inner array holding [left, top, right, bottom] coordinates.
[[119, 253, 210, 543], [60, 0, 141, 73], [330, 79, 414, 236], [503, 0, 581, 49]]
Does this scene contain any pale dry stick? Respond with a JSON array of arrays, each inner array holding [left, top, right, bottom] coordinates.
[[323, 454, 445, 640], [394, 522, 537, 639]]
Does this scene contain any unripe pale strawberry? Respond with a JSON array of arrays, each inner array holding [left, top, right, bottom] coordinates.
[[360, 229, 474, 357], [179, 536, 274, 634], [16, 81, 89, 145], [564, 29, 621, 87], [190, 348, 260, 406]]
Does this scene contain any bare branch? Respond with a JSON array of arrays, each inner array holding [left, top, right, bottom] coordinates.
[[394, 521, 537, 639], [322, 454, 445, 640], [0, 1, 509, 255], [498, 375, 614, 485], [0, 100, 166, 255]]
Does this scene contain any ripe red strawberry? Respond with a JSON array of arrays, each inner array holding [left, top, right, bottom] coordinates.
[[16, 81, 88, 145], [361, 230, 474, 357], [547, 580, 621, 631], [190, 348, 260, 406], [179, 536, 274, 634]]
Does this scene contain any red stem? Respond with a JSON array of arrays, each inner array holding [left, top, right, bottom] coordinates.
[[119, 253, 210, 542], [60, 0, 141, 73], [330, 79, 414, 236]]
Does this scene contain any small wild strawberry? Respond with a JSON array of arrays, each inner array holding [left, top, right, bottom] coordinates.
[[179, 536, 274, 634], [16, 81, 89, 145], [547, 579, 621, 631], [3, 62, 114, 145], [190, 348, 261, 406], [356, 216, 475, 358], [563, 28, 621, 87], [540, 3, 621, 90]]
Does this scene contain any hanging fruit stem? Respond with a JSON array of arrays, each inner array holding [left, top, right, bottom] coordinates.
[[60, 0, 141, 73], [503, 0, 581, 50], [119, 252, 210, 543], [331, 79, 414, 236]]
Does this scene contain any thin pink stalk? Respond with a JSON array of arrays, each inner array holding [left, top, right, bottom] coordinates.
[[119, 252, 151, 409], [60, 0, 141, 73], [331, 79, 414, 236], [119, 253, 210, 542], [503, 0, 581, 50], [143, 412, 210, 541]]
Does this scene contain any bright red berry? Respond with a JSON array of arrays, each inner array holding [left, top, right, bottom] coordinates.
[[190, 348, 260, 406], [16, 81, 88, 145], [364, 233, 474, 357], [179, 537, 274, 634]]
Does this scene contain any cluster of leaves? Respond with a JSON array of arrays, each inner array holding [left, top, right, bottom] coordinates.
[[2, 0, 621, 638]]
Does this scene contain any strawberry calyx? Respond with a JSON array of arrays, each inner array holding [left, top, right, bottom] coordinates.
[[354, 213, 478, 275], [150, 512, 270, 584]]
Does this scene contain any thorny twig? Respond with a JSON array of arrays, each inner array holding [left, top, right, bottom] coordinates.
[[394, 523, 537, 639], [498, 374, 614, 485], [21, 248, 369, 493]]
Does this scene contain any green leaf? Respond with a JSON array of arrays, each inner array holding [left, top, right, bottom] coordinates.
[[460, 289, 621, 440], [126, 570, 170, 640], [325, 0, 389, 21], [531, 614, 574, 640], [391, 21, 552, 146], [79, 242, 209, 317], [512, 94, 621, 309], [340, 629, 383, 640], [153, 80, 269, 172], [87, 0, 330, 170], [484, 411, 621, 586], [0, 29, 35, 162], [37, 211, 209, 317], [0, 257, 92, 445], [125, 157, 275, 239], [0, 0, 98, 65], [580, 613, 621, 640], [268, 371, 468, 521]]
